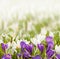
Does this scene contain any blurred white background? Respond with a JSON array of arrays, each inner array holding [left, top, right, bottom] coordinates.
[[0, 0, 60, 20]]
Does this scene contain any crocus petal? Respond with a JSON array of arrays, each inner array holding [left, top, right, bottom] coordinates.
[[47, 41, 54, 49], [2, 54, 11, 59], [56, 54, 60, 59], [20, 41, 26, 52], [17, 53, 21, 57], [23, 50, 31, 58], [46, 36, 54, 49], [32, 55, 41, 59], [20, 41, 26, 48], [25, 44, 34, 54], [55, 45, 60, 54], [46, 49, 54, 58], [1, 43, 8, 51], [37, 44, 44, 52], [46, 36, 53, 43], [29, 44, 34, 53]]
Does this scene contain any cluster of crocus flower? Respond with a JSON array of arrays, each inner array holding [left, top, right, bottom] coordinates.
[[1, 36, 60, 59], [1, 43, 11, 59], [17, 36, 60, 59]]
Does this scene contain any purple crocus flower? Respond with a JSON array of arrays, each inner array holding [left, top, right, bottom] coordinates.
[[56, 54, 60, 59], [20, 41, 26, 49], [17, 53, 21, 57], [25, 44, 34, 54], [1, 43, 8, 51], [46, 36, 54, 49], [32, 55, 41, 59], [46, 36, 53, 43], [2, 54, 11, 59], [37, 44, 44, 52], [23, 50, 31, 58], [20, 41, 26, 52], [17, 50, 31, 59], [46, 49, 54, 58], [47, 41, 54, 49], [20, 41, 33, 59], [20, 41, 34, 54]]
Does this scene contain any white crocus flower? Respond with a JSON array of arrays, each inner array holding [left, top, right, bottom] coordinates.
[[55, 45, 60, 54], [49, 31, 54, 37], [9, 23, 18, 32], [8, 41, 17, 49], [41, 27, 47, 35], [11, 41, 17, 53], [7, 42, 11, 49], [7, 41, 17, 54], [31, 34, 45, 46], [27, 21, 33, 31], [16, 40, 20, 48], [31, 37, 40, 46], [36, 34, 45, 41], [0, 39, 3, 44]]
